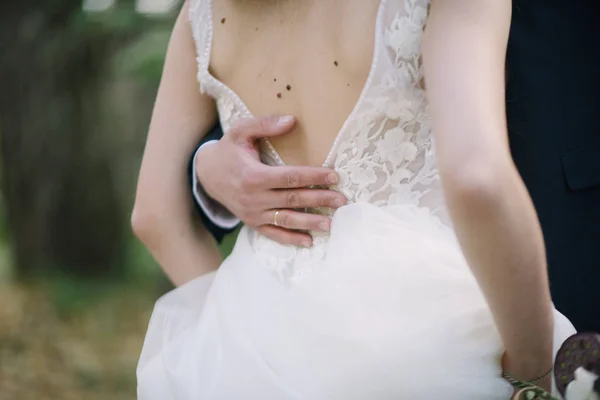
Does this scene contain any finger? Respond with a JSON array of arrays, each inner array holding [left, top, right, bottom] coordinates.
[[267, 209, 331, 233], [264, 188, 347, 210], [255, 225, 313, 247], [229, 115, 296, 143], [261, 165, 340, 189]]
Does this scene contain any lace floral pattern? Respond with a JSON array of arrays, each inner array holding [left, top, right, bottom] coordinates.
[[189, 0, 444, 281], [246, 231, 329, 286], [332, 0, 440, 215]]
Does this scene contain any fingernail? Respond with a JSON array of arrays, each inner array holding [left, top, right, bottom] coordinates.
[[318, 221, 330, 232], [302, 239, 312, 247], [333, 198, 345, 208], [278, 115, 294, 126], [327, 173, 338, 184]]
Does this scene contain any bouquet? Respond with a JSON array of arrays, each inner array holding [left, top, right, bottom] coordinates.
[[510, 333, 600, 400]]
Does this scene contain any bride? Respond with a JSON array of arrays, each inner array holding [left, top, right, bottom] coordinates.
[[133, 0, 576, 398]]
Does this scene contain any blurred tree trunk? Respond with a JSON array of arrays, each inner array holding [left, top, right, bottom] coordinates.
[[0, 1, 129, 279]]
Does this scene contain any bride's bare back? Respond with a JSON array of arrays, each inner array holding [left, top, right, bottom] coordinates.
[[210, 0, 380, 166]]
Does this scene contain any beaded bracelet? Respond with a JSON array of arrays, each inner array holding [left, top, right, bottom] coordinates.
[[502, 367, 553, 389]]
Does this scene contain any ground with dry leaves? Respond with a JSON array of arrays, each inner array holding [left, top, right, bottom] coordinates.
[[0, 230, 236, 400], [0, 280, 162, 400]]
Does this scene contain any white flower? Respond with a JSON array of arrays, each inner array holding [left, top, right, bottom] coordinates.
[[376, 127, 410, 165], [398, 141, 418, 162], [565, 367, 600, 400], [344, 165, 378, 187], [337, 168, 350, 187], [391, 168, 412, 184], [386, 21, 422, 57], [351, 123, 373, 155], [385, 99, 416, 121], [410, 1, 428, 26]]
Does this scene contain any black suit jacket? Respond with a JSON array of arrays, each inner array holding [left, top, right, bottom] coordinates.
[[188, 123, 234, 244], [191, 0, 600, 330], [506, 0, 600, 331]]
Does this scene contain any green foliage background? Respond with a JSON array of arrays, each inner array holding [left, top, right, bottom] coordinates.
[[0, 2, 238, 399]]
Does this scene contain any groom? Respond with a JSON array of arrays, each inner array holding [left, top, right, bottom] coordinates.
[[187, 0, 600, 332]]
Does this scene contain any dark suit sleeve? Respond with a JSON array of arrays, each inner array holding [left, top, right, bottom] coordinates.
[[188, 123, 239, 243]]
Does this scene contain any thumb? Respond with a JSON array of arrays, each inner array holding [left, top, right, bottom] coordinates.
[[229, 115, 296, 144]]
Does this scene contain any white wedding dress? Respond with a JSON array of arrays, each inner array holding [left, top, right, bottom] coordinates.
[[137, 0, 576, 398]]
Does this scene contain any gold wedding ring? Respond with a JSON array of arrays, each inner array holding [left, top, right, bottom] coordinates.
[[273, 210, 281, 227]]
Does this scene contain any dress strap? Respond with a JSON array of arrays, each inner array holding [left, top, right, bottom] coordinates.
[[188, 0, 212, 93]]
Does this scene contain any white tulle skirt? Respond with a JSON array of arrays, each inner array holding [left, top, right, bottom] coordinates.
[[137, 203, 575, 399]]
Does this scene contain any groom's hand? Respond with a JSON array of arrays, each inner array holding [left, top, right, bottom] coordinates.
[[195, 115, 347, 247]]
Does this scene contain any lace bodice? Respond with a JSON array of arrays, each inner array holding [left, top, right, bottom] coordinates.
[[190, 0, 447, 281]]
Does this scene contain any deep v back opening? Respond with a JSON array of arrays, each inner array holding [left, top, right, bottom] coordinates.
[[203, 0, 386, 168]]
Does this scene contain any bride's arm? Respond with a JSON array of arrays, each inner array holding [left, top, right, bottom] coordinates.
[[132, 1, 222, 286], [423, 0, 554, 381]]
